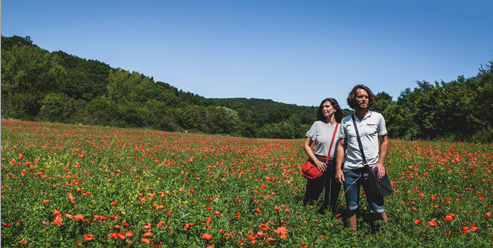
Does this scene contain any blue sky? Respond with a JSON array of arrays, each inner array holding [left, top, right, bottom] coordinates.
[[3, 0, 493, 108]]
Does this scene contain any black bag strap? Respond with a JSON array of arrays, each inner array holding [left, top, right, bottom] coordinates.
[[351, 114, 368, 168]]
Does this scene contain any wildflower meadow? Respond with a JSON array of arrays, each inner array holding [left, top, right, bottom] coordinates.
[[1, 120, 492, 247]]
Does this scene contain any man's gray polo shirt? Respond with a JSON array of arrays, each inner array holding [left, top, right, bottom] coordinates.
[[338, 111, 387, 169]]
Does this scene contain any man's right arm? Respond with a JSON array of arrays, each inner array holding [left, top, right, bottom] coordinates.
[[335, 138, 346, 184]]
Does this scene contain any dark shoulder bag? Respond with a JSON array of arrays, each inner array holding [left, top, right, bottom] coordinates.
[[351, 114, 394, 197]]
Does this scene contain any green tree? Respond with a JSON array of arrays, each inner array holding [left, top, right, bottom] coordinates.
[[1, 35, 33, 50], [372, 91, 393, 114], [1, 44, 61, 118], [84, 99, 122, 126], [107, 69, 152, 106], [209, 106, 240, 134], [38, 93, 68, 121], [383, 88, 419, 139]]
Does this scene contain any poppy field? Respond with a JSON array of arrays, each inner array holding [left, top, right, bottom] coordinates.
[[1, 120, 492, 247]]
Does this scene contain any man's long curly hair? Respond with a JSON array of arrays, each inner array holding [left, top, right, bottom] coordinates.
[[347, 84, 375, 110]]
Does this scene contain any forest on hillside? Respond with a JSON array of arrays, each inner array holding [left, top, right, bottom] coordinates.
[[2, 35, 492, 142], [1, 35, 317, 139]]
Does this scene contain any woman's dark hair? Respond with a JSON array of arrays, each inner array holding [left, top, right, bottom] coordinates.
[[346, 84, 375, 110], [316, 98, 344, 123]]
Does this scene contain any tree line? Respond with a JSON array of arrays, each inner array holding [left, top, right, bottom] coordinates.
[[373, 66, 493, 142], [1, 35, 318, 139], [2, 35, 492, 142]]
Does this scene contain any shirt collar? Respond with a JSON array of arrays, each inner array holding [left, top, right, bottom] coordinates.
[[353, 110, 372, 122]]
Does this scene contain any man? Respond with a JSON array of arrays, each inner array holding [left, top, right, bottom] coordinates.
[[335, 84, 389, 231]]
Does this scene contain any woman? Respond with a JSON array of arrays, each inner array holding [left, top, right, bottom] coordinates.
[[303, 98, 344, 214]]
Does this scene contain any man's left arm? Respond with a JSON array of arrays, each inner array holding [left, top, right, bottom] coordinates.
[[375, 134, 388, 178], [375, 114, 388, 178]]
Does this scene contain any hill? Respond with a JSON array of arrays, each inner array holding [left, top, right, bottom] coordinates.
[[1, 35, 320, 139]]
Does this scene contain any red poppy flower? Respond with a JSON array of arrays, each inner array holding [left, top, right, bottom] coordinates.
[[122, 220, 131, 228], [428, 221, 437, 228], [69, 193, 74, 203], [460, 226, 470, 234], [470, 224, 478, 232], [108, 232, 118, 240], [153, 203, 165, 209], [247, 235, 256, 244], [274, 226, 288, 235], [201, 233, 213, 241], [83, 234, 94, 241], [144, 223, 152, 229], [74, 215, 85, 222], [116, 232, 126, 239], [51, 215, 63, 226], [259, 223, 270, 231]]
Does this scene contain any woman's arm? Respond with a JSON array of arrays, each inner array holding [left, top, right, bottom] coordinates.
[[304, 137, 327, 172]]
